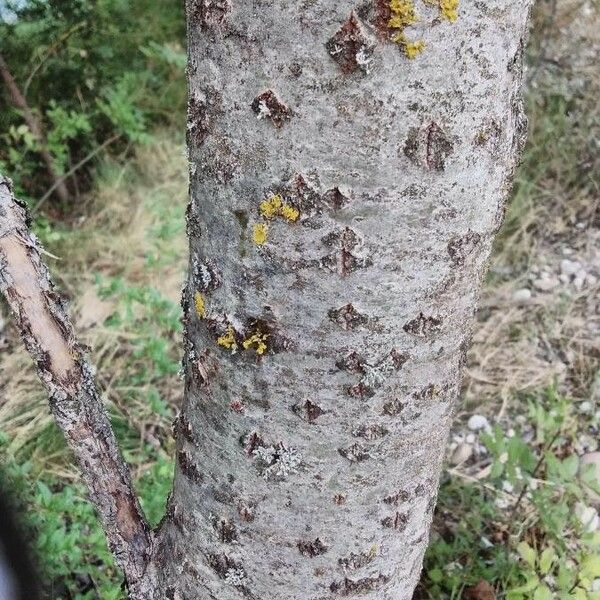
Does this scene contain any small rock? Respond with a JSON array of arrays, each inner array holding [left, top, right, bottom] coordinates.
[[579, 401, 593, 414], [512, 288, 531, 303], [468, 415, 490, 432], [560, 259, 581, 276], [592, 579, 600, 592], [533, 277, 559, 292], [450, 443, 473, 465], [580, 452, 600, 503], [502, 480, 514, 493], [575, 502, 600, 532]]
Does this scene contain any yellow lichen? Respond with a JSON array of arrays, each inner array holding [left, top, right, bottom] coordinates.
[[388, 0, 425, 59], [439, 0, 459, 22], [242, 332, 269, 355], [194, 291, 207, 318], [403, 39, 426, 59], [259, 193, 300, 223], [388, 0, 418, 28], [259, 194, 283, 219], [280, 203, 300, 222], [392, 32, 426, 59], [252, 223, 268, 245], [217, 326, 238, 351]]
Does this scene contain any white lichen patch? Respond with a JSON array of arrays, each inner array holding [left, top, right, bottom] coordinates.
[[253, 443, 301, 480]]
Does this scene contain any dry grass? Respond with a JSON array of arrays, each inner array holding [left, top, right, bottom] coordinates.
[[461, 0, 600, 419], [0, 132, 188, 477]]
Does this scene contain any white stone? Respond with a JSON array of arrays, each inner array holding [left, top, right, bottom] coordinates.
[[575, 502, 600, 532], [580, 452, 600, 503], [560, 259, 581, 276], [467, 414, 490, 432], [533, 277, 559, 292], [502, 480, 514, 493], [450, 443, 473, 465], [579, 401, 593, 414], [512, 288, 532, 303]]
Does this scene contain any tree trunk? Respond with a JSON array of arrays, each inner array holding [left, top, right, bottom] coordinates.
[[152, 1, 532, 598], [0, 1, 533, 598]]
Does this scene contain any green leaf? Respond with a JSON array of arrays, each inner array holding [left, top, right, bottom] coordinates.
[[560, 455, 580, 480], [428, 568, 443, 583], [580, 554, 600, 580], [539, 547, 556, 575], [517, 541, 537, 569], [511, 575, 540, 594], [533, 585, 553, 600]]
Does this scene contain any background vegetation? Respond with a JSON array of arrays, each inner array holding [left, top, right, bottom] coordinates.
[[0, 0, 185, 206], [0, 0, 599, 598]]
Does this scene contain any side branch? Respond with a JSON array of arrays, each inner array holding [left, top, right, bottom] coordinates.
[[0, 54, 69, 202], [0, 176, 152, 592]]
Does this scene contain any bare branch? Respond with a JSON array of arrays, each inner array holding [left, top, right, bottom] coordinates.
[[0, 176, 152, 593], [0, 53, 69, 202]]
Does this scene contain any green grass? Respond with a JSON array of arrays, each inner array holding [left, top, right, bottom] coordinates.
[[420, 387, 600, 600]]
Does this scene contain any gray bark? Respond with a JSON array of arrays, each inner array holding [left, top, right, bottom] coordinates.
[[0, 1, 533, 599], [154, 1, 532, 599]]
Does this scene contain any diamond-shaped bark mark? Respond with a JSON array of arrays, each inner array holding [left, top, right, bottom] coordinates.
[[328, 303, 368, 330], [353, 423, 389, 440], [251, 90, 292, 128], [403, 313, 443, 337], [343, 349, 406, 399], [382, 398, 406, 416], [187, 95, 210, 146], [213, 517, 237, 543], [292, 399, 325, 423], [356, 0, 393, 40], [297, 538, 328, 557], [176, 414, 198, 446], [426, 123, 454, 170], [208, 553, 245, 580], [447, 231, 482, 266], [404, 122, 454, 171], [336, 351, 365, 374], [321, 227, 372, 276], [338, 549, 377, 572], [326, 13, 375, 74], [241, 431, 265, 456], [190, 0, 231, 27], [383, 490, 410, 506], [330, 574, 390, 595], [339, 442, 371, 463], [323, 187, 351, 210], [413, 384, 443, 401], [381, 512, 409, 531], [178, 450, 203, 484], [347, 381, 375, 400]]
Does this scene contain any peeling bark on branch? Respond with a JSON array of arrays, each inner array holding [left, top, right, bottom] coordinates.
[[0, 176, 152, 597]]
